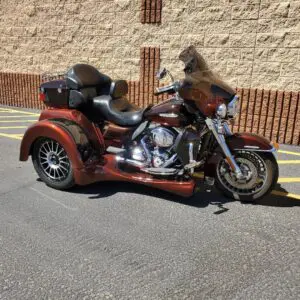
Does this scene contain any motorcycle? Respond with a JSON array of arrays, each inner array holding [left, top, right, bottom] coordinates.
[[20, 46, 279, 201]]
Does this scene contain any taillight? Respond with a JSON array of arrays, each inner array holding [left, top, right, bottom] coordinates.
[[39, 88, 46, 102], [39, 93, 46, 102]]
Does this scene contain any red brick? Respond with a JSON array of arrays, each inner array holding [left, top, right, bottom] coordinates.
[[140, 0, 162, 24]]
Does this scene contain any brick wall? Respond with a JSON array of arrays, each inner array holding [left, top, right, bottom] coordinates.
[[0, 73, 42, 109], [233, 88, 300, 145], [140, 0, 162, 24]]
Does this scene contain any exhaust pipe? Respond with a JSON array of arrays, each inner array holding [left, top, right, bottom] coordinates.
[[141, 168, 179, 176], [116, 156, 147, 168]]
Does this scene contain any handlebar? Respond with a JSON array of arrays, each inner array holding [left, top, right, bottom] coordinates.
[[154, 84, 174, 96], [154, 81, 182, 96]]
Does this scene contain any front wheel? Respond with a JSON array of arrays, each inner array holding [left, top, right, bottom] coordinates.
[[215, 150, 278, 202], [32, 138, 75, 190]]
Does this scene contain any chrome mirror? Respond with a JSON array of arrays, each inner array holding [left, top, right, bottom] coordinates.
[[156, 68, 167, 80]]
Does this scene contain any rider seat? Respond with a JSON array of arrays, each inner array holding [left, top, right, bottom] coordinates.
[[66, 64, 144, 126], [93, 80, 145, 127]]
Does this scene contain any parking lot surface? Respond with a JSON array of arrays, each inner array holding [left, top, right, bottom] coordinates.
[[0, 106, 299, 299]]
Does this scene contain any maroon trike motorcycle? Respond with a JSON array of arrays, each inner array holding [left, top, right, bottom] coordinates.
[[20, 46, 279, 201]]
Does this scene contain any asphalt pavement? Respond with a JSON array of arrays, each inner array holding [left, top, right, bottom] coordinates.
[[0, 106, 299, 300]]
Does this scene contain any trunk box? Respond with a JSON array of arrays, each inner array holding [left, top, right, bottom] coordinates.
[[40, 80, 69, 108]]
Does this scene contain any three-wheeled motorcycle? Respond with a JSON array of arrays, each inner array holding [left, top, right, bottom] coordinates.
[[20, 46, 279, 201]]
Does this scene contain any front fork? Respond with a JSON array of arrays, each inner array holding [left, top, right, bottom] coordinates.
[[205, 118, 243, 179]]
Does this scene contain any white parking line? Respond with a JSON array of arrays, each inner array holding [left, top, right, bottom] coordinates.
[[271, 190, 300, 200], [0, 133, 23, 140], [0, 126, 27, 129], [0, 115, 39, 118], [0, 120, 36, 123], [30, 187, 78, 211], [278, 160, 300, 164], [0, 108, 40, 116], [278, 178, 300, 183], [278, 150, 300, 157]]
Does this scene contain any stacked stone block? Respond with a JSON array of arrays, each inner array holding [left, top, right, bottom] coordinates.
[[0, 0, 299, 90]]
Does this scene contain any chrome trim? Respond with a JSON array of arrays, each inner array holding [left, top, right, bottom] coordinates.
[[106, 146, 126, 154], [159, 113, 178, 118], [216, 103, 227, 118], [116, 156, 147, 168], [206, 118, 243, 179], [161, 154, 178, 168], [141, 136, 152, 163], [184, 160, 204, 170], [223, 122, 233, 136], [228, 95, 239, 118], [233, 147, 277, 153], [132, 147, 146, 161], [151, 127, 175, 148], [132, 121, 148, 141], [188, 142, 196, 173], [155, 83, 174, 94], [141, 168, 179, 176]]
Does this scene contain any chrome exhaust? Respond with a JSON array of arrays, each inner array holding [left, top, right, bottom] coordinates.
[[141, 168, 179, 176], [116, 156, 147, 168], [117, 156, 179, 176]]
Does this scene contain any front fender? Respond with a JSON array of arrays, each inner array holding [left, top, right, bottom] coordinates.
[[225, 132, 275, 152], [204, 132, 276, 177], [19, 120, 84, 169]]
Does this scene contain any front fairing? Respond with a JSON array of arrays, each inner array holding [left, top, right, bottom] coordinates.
[[178, 46, 236, 117]]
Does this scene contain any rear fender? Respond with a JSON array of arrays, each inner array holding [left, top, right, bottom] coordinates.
[[19, 120, 85, 169], [39, 108, 105, 153], [204, 132, 276, 177]]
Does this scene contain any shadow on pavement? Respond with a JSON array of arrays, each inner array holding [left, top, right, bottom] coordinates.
[[68, 181, 299, 211], [257, 183, 300, 208]]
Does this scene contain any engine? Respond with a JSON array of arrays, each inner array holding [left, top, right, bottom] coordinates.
[[131, 126, 179, 169], [151, 127, 175, 148]]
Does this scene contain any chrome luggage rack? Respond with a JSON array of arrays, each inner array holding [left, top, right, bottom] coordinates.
[[41, 71, 66, 82]]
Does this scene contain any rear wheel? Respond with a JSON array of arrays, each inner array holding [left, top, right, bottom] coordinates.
[[215, 150, 278, 202], [32, 138, 75, 190]]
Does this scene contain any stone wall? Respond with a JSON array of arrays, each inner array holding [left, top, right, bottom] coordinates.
[[0, 0, 299, 91]]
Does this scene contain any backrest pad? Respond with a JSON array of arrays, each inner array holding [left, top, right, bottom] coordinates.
[[66, 64, 112, 90]]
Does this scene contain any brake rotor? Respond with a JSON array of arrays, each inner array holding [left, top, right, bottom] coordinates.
[[217, 151, 267, 195]]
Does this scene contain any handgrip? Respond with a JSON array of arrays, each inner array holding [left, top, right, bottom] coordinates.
[[154, 84, 175, 96]]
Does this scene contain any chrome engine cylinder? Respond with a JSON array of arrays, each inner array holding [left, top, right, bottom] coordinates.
[[151, 127, 175, 148]]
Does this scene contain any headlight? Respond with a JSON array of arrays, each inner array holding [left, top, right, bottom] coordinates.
[[227, 95, 239, 118], [216, 103, 227, 118]]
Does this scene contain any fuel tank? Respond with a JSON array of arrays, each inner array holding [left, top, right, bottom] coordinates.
[[144, 99, 189, 127]]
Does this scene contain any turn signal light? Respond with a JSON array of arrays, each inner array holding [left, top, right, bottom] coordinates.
[[271, 141, 279, 150]]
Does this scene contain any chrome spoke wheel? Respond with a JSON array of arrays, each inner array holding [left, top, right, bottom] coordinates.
[[217, 151, 268, 196], [38, 139, 70, 181]]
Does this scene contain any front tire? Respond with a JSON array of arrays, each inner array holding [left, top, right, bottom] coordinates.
[[32, 138, 75, 190], [215, 151, 278, 202]]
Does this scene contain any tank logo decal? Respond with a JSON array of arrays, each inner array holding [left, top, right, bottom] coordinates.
[[159, 113, 178, 118]]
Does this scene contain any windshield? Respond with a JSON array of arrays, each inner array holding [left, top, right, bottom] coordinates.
[[178, 46, 236, 101]]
